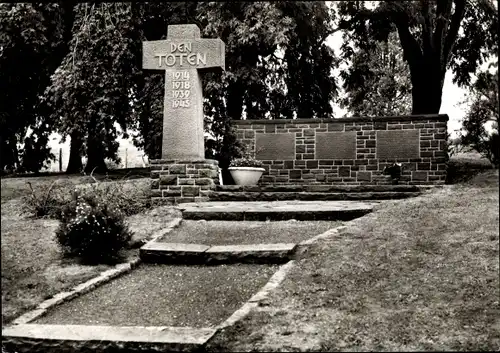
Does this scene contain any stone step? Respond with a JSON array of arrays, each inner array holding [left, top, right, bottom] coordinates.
[[179, 201, 376, 221], [140, 242, 297, 265], [215, 184, 421, 192], [2, 324, 216, 352], [208, 191, 421, 202]]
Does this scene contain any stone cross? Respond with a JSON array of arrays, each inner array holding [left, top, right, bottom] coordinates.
[[143, 24, 225, 160]]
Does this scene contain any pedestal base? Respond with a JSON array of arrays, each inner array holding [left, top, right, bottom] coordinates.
[[150, 159, 219, 205]]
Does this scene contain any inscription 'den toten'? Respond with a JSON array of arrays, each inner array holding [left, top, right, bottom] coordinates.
[[155, 42, 207, 67]]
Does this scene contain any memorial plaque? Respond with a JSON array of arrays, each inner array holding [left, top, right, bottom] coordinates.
[[255, 133, 295, 160], [315, 132, 356, 159], [377, 130, 420, 159]]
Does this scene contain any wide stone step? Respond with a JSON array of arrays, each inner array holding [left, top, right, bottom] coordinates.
[[140, 242, 296, 264], [208, 191, 421, 202], [179, 201, 376, 221], [2, 324, 216, 352], [215, 184, 422, 192]]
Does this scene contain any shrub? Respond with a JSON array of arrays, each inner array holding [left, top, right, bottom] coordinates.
[[22, 177, 151, 219], [105, 159, 121, 170], [21, 180, 73, 219], [383, 163, 403, 184], [446, 156, 494, 184], [76, 179, 151, 217], [55, 195, 133, 264]]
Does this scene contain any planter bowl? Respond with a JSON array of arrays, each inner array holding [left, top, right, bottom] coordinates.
[[228, 167, 265, 185]]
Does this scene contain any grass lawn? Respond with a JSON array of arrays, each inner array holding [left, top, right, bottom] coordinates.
[[1, 174, 178, 326], [207, 168, 499, 351]]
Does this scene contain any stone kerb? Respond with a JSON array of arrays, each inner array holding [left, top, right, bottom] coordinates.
[[150, 159, 219, 205]]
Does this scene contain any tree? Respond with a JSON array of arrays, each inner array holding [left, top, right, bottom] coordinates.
[[43, 3, 142, 174], [197, 1, 337, 181], [337, 0, 498, 114], [460, 62, 499, 166], [4, 2, 338, 175], [339, 30, 412, 116], [130, 2, 337, 184], [0, 3, 71, 173]]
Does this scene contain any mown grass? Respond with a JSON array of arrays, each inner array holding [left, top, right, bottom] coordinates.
[[207, 168, 499, 351], [1, 173, 178, 326]]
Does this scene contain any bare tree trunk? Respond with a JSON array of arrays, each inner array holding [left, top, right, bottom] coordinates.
[[66, 131, 83, 174], [409, 61, 444, 114], [84, 135, 107, 174]]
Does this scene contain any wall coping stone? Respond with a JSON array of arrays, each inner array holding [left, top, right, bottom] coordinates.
[[234, 114, 449, 125]]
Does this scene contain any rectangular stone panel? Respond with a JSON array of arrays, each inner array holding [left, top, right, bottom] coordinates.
[[255, 133, 295, 160], [315, 132, 356, 160], [377, 130, 420, 159]]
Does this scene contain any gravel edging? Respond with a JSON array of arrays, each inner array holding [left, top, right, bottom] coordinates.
[[298, 225, 348, 246], [215, 260, 296, 331], [9, 218, 183, 326]]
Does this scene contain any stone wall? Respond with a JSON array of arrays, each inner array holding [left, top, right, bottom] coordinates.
[[150, 159, 219, 205], [234, 115, 448, 185]]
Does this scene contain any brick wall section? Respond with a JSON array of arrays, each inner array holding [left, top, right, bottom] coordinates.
[[234, 115, 448, 185], [150, 159, 219, 205]]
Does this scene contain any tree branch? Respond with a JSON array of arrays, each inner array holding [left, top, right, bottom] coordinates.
[[442, 0, 466, 70], [433, 0, 453, 54], [395, 21, 423, 66], [420, 0, 434, 54]]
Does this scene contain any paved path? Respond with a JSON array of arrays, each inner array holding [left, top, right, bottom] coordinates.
[[3, 201, 378, 352]]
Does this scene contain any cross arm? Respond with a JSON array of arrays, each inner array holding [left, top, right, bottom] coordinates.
[[142, 39, 225, 71]]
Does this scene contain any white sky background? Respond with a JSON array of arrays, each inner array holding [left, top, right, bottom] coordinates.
[[46, 1, 493, 170]]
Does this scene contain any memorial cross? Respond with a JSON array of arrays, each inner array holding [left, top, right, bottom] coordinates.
[[142, 24, 225, 159]]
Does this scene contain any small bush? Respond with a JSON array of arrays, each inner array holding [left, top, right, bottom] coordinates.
[[446, 157, 494, 184], [383, 163, 403, 184], [21, 177, 151, 219], [76, 179, 151, 217], [21, 180, 73, 219], [56, 195, 133, 264], [105, 159, 121, 170]]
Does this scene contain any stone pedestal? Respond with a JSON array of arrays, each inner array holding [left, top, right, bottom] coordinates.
[[150, 159, 219, 205]]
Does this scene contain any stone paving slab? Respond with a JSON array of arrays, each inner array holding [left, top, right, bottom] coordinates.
[[140, 242, 210, 264], [180, 201, 377, 221], [140, 242, 297, 264], [205, 244, 297, 264], [2, 324, 216, 352]]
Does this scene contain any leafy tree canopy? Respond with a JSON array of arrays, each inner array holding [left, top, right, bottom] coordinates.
[[336, 0, 498, 114], [0, 3, 70, 172], [339, 30, 412, 117], [460, 61, 499, 165]]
